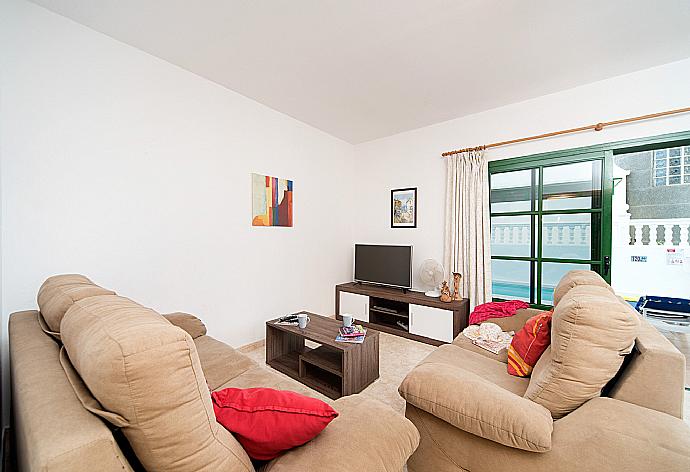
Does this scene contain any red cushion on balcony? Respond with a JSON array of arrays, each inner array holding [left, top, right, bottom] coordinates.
[[211, 387, 338, 460], [507, 310, 553, 377]]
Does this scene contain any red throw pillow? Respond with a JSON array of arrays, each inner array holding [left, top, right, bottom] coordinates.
[[211, 387, 338, 461], [507, 310, 553, 377]]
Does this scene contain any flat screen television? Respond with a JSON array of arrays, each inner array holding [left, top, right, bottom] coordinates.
[[354, 244, 413, 289]]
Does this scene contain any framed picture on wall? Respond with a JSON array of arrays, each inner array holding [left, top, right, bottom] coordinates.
[[251, 173, 293, 227], [391, 187, 417, 228]]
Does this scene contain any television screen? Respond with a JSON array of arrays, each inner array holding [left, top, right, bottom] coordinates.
[[354, 244, 412, 289]]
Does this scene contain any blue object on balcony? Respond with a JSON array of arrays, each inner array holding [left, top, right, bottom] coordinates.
[[637, 296, 690, 314], [636, 295, 690, 333]]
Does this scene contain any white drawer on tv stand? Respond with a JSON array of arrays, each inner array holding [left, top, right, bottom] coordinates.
[[339, 291, 369, 322], [409, 304, 454, 343]]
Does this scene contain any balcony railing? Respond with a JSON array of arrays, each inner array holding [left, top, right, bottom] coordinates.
[[619, 218, 690, 247], [492, 219, 690, 247], [491, 223, 590, 246]]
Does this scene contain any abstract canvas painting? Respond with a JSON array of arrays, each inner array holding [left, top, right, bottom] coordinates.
[[252, 173, 293, 227]]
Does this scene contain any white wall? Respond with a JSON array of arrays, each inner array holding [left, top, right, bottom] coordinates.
[[352, 58, 690, 290], [0, 0, 355, 423], [612, 244, 690, 299]]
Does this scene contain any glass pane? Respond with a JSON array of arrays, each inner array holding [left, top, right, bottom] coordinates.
[[541, 213, 597, 260], [491, 215, 533, 257], [669, 176, 681, 185], [685, 175, 690, 184], [669, 147, 681, 157], [490, 169, 535, 213], [491, 259, 531, 302], [670, 157, 681, 166], [655, 168, 667, 177], [669, 166, 681, 175], [654, 149, 668, 159], [542, 160, 602, 210], [541, 262, 594, 304], [684, 146, 690, 155], [654, 177, 666, 187], [684, 165, 690, 174], [655, 158, 666, 168]]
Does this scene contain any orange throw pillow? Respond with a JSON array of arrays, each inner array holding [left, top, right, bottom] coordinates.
[[507, 310, 553, 377]]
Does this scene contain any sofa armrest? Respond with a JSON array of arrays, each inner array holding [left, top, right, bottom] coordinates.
[[263, 395, 419, 472], [163, 312, 207, 338], [550, 397, 690, 469], [606, 318, 686, 418], [399, 362, 552, 452], [483, 308, 543, 332]]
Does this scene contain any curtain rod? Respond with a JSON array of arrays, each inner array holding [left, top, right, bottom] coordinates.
[[441, 106, 690, 157]]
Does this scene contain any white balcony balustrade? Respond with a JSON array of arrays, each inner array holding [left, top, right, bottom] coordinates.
[[491, 223, 590, 246], [622, 219, 690, 247]]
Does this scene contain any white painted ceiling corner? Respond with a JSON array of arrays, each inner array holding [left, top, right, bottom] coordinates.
[[28, 0, 690, 144]]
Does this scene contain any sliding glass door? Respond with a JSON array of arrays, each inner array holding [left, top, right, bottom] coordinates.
[[489, 151, 612, 307]]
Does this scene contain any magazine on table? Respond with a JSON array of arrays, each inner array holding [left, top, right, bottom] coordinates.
[[335, 334, 365, 344], [339, 325, 366, 337], [472, 338, 507, 355]]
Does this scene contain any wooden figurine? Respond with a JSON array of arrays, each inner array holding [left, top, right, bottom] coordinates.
[[452, 272, 462, 301], [440, 281, 452, 303]]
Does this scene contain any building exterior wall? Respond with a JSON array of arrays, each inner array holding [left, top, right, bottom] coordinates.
[[614, 150, 690, 219]]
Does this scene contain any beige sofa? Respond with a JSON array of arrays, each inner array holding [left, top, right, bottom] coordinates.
[[399, 271, 690, 472], [10, 275, 419, 471]]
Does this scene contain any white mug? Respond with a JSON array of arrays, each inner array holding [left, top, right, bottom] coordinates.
[[342, 314, 353, 327], [297, 313, 310, 329]]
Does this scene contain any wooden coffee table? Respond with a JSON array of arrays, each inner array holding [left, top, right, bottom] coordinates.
[[266, 313, 379, 399]]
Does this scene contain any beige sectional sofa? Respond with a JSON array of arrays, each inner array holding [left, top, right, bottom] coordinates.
[[399, 271, 690, 471], [10, 275, 419, 471]]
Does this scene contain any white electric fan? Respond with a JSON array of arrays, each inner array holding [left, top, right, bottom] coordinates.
[[419, 259, 444, 297]]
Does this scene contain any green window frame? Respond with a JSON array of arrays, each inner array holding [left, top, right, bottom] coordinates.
[[488, 129, 690, 309], [489, 150, 612, 309]]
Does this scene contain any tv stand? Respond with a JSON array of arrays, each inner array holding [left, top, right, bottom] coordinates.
[[335, 283, 469, 346], [354, 281, 408, 294]]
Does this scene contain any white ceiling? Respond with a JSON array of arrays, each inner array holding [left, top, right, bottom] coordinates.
[[29, 0, 690, 143]]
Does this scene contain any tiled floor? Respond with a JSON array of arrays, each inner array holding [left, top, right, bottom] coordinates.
[[240, 331, 435, 414]]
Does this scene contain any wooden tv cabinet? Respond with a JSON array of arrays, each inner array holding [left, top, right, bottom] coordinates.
[[335, 282, 469, 346]]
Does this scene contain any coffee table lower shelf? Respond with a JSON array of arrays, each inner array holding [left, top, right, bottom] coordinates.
[[268, 350, 343, 399]]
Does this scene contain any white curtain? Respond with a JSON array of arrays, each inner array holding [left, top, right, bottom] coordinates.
[[443, 149, 492, 310]]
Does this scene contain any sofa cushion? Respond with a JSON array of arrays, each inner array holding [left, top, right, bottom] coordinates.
[[507, 310, 552, 377], [212, 387, 339, 460], [399, 362, 553, 452], [60, 294, 253, 472], [194, 335, 257, 390], [404, 397, 690, 472], [37, 274, 115, 334], [552, 270, 612, 306], [262, 395, 420, 472], [524, 285, 639, 418], [419, 344, 529, 396]]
